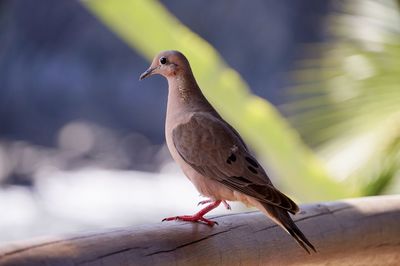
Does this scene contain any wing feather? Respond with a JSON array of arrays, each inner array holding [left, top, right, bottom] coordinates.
[[172, 113, 299, 214]]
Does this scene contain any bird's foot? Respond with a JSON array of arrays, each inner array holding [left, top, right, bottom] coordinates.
[[162, 200, 222, 226], [162, 215, 218, 226], [198, 199, 231, 210]]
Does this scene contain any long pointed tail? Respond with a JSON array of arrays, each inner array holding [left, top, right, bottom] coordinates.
[[262, 203, 316, 254]]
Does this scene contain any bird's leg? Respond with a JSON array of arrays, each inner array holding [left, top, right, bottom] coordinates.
[[162, 200, 221, 226], [198, 199, 231, 210]]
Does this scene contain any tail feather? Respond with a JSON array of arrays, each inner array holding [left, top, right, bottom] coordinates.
[[284, 219, 316, 254], [262, 203, 316, 253]]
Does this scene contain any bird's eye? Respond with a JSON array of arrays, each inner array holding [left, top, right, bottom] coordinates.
[[159, 57, 167, 65]]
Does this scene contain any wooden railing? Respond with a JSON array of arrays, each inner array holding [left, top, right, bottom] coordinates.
[[0, 195, 399, 265]]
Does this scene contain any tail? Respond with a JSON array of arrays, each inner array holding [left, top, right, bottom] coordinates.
[[262, 203, 316, 254]]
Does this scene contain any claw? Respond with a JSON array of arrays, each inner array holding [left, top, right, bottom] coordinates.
[[162, 200, 222, 226], [162, 215, 218, 226], [222, 200, 231, 210], [197, 199, 212, 206]]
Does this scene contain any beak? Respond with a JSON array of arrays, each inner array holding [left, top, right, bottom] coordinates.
[[139, 67, 157, 80]]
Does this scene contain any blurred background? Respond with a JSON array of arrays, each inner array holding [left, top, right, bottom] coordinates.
[[0, 0, 399, 243]]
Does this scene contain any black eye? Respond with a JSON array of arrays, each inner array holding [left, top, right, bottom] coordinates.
[[159, 57, 167, 65]]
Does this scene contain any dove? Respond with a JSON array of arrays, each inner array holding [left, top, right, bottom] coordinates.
[[140, 50, 316, 253]]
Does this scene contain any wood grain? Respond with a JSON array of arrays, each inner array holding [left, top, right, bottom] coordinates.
[[0, 195, 399, 266]]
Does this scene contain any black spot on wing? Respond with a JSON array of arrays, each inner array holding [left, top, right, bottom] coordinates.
[[245, 157, 258, 168], [226, 154, 237, 164], [232, 176, 252, 184], [248, 166, 258, 174]]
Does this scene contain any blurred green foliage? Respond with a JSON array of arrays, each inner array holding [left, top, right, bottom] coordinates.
[[81, 0, 358, 202], [286, 0, 400, 195]]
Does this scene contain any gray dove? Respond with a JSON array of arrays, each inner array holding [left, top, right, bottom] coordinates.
[[140, 50, 316, 253]]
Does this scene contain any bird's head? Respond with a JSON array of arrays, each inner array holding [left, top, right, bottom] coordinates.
[[139, 50, 190, 81]]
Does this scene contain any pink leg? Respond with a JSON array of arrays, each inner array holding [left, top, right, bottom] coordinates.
[[198, 199, 231, 210], [162, 200, 221, 226]]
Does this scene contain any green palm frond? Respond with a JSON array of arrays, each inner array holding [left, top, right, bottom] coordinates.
[[285, 0, 400, 194]]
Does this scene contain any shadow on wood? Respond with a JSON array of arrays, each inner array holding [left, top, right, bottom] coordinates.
[[0, 195, 399, 265]]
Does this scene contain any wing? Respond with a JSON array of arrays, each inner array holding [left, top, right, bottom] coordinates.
[[172, 112, 299, 214]]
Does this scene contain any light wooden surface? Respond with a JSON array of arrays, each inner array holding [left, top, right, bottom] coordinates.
[[0, 195, 399, 266]]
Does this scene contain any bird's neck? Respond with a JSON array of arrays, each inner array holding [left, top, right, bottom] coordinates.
[[166, 72, 215, 114]]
